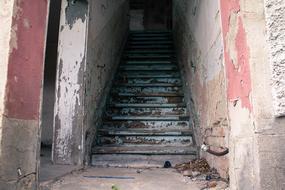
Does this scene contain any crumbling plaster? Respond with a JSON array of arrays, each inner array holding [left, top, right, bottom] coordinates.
[[264, 0, 285, 117], [0, 0, 14, 155], [53, 0, 129, 165], [84, 0, 129, 164], [173, 0, 229, 178], [53, 0, 88, 165], [220, 0, 285, 189], [0, 0, 49, 189]]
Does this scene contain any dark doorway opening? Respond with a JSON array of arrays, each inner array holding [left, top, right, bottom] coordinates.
[[40, 0, 61, 182], [129, 0, 172, 31]]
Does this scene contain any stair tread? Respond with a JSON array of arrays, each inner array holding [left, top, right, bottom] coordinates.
[[98, 128, 193, 136], [108, 103, 186, 108], [114, 83, 182, 87], [107, 115, 190, 121], [111, 92, 183, 97], [92, 145, 197, 155]]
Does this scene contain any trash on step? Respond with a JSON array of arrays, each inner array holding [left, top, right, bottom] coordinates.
[[175, 158, 221, 181], [83, 176, 135, 180], [175, 158, 210, 174], [136, 169, 142, 174], [164, 161, 172, 168]]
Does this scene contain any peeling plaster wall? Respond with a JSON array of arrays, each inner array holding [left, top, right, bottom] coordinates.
[[0, 0, 49, 189], [220, 0, 285, 189], [84, 0, 129, 163], [173, 0, 229, 178], [53, 0, 88, 165], [0, 0, 14, 155], [264, 0, 285, 117]]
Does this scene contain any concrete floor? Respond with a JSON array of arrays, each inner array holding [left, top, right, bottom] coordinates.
[[42, 167, 228, 190], [40, 146, 80, 182]]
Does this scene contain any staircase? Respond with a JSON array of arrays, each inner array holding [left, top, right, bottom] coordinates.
[[91, 31, 197, 168]]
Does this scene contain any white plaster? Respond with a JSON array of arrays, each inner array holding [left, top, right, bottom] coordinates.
[[0, 0, 15, 156], [53, 0, 87, 163], [264, 0, 285, 117]]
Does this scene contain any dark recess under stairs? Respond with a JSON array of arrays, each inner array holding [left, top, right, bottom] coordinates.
[[91, 31, 197, 168]]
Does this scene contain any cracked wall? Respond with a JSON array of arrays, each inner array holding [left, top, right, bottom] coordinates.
[[264, 0, 285, 117], [0, 0, 49, 189], [84, 0, 129, 164], [220, 0, 285, 189], [173, 0, 229, 178], [53, 0, 88, 165]]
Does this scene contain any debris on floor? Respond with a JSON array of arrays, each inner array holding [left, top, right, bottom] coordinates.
[[175, 158, 229, 189]]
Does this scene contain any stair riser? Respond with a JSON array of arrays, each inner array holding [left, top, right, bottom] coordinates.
[[119, 65, 178, 71], [101, 121, 190, 131], [105, 107, 187, 116], [112, 87, 182, 94], [109, 96, 184, 104], [115, 78, 182, 84], [97, 136, 193, 146]]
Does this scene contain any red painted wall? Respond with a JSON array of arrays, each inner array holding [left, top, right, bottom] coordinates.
[[5, 0, 49, 120], [220, 0, 252, 111]]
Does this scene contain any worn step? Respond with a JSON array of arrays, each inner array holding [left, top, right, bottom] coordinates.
[[97, 135, 193, 146], [123, 60, 175, 64], [123, 54, 175, 59], [130, 37, 172, 41], [119, 65, 178, 71], [98, 128, 193, 136], [101, 121, 191, 131], [112, 86, 182, 94], [125, 50, 174, 54], [109, 96, 184, 104], [106, 115, 190, 121], [118, 72, 180, 78], [114, 83, 182, 87], [127, 45, 173, 50], [115, 78, 182, 85], [111, 92, 183, 97], [129, 41, 172, 45], [105, 107, 187, 116], [108, 103, 186, 108], [92, 146, 197, 155], [91, 154, 197, 168]]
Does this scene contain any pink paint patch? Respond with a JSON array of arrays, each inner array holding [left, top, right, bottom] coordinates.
[[220, 0, 252, 111], [5, 0, 48, 119]]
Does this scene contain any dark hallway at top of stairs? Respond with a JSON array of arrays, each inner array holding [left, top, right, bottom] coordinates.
[[91, 31, 197, 167]]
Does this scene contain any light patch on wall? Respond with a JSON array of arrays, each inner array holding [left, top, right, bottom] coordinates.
[[264, 0, 285, 117], [0, 0, 15, 156], [53, 0, 87, 163]]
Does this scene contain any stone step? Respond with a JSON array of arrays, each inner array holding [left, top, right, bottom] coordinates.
[[108, 103, 186, 108], [97, 128, 193, 136], [97, 135, 193, 146], [115, 78, 182, 85], [129, 41, 172, 45], [119, 65, 178, 71], [118, 72, 180, 78], [125, 50, 174, 55], [91, 154, 197, 168], [123, 60, 175, 64], [130, 37, 173, 42], [127, 45, 173, 49], [105, 115, 190, 121], [111, 92, 183, 97], [92, 145, 197, 155], [105, 107, 187, 116], [112, 86, 182, 94], [114, 83, 182, 87], [123, 54, 175, 59], [109, 96, 184, 104], [101, 121, 191, 131]]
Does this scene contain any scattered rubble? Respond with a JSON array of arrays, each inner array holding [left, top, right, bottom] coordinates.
[[175, 158, 229, 189]]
